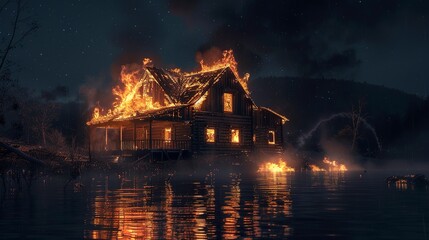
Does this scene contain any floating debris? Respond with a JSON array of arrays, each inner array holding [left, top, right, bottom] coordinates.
[[386, 174, 429, 187]]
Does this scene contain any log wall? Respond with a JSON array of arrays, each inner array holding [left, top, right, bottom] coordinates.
[[253, 108, 284, 153]]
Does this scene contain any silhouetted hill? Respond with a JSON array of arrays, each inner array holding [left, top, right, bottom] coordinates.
[[250, 76, 427, 157]]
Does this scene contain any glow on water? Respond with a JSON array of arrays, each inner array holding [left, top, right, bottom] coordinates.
[[0, 166, 428, 239]]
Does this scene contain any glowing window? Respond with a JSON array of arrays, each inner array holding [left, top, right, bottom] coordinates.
[[231, 129, 240, 143], [164, 128, 172, 141], [253, 134, 256, 143], [206, 128, 215, 143], [224, 93, 233, 112], [268, 130, 275, 145]]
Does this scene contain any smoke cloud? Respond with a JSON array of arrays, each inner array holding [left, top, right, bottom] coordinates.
[[107, 0, 429, 93]]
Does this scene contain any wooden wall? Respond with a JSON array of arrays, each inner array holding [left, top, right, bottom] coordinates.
[[199, 70, 253, 116], [191, 69, 254, 154], [253, 109, 284, 153], [192, 111, 253, 154], [120, 121, 191, 141]]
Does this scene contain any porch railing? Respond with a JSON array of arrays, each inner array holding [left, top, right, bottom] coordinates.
[[91, 139, 190, 152], [122, 139, 190, 150]]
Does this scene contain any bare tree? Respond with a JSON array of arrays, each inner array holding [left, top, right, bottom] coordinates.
[[18, 94, 58, 146], [21, 101, 58, 146], [0, 0, 38, 123], [350, 100, 366, 151]]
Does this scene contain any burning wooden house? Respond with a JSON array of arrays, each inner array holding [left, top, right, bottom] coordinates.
[[88, 50, 288, 160]]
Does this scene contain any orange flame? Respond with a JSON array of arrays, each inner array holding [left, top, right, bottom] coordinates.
[[92, 107, 100, 119], [258, 159, 295, 174], [308, 157, 348, 172], [309, 164, 326, 172], [89, 58, 167, 124], [199, 49, 250, 94]]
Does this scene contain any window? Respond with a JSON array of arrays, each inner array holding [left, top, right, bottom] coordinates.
[[268, 130, 275, 145], [206, 128, 215, 143], [164, 128, 172, 142], [231, 129, 240, 143], [224, 93, 233, 112]]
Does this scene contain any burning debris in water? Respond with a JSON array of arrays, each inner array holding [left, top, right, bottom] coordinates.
[[258, 159, 295, 174], [309, 164, 326, 172], [323, 157, 348, 171], [307, 157, 348, 172], [87, 49, 249, 125]]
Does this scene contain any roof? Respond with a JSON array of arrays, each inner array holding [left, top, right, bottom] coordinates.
[[146, 67, 230, 105], [117, 104, 190, 122], [258, 106, 289, 124], [87, 67, 289, 125], [88, 104, 190, 125], [88, 66, 288, 126], [88, 66, 239, 125]]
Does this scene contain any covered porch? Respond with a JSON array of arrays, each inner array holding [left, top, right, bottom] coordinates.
[[89, 119, 192, 153]]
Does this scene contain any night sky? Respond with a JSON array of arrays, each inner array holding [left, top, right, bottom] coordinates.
[[6, 0, 429, 99]]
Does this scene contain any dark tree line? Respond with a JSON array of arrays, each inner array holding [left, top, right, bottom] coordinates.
[[0, 0, 38, 124], [2, 86, 90, 151]]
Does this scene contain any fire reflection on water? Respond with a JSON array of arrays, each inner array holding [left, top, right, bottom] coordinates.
[[255, 172, 293, 238], [88, 177, 157, 239], [85, 170, 293, 239], [310, 171, 346, 192], [222, 173, 241, 239]]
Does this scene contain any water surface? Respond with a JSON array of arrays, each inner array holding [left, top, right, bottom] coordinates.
[[1, 162, 428, 239]]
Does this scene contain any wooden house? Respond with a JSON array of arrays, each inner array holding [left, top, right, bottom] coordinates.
[[88, 66, 288, 160]]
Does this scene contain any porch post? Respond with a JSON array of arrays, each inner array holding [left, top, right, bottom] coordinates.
[[88, 126, 92, 161], [250, 105, 254, 151], [120, 125, 123, 151], [133, 121, 137, 150], [149, 119, 153, 150], [105, 127, 108, 151]]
